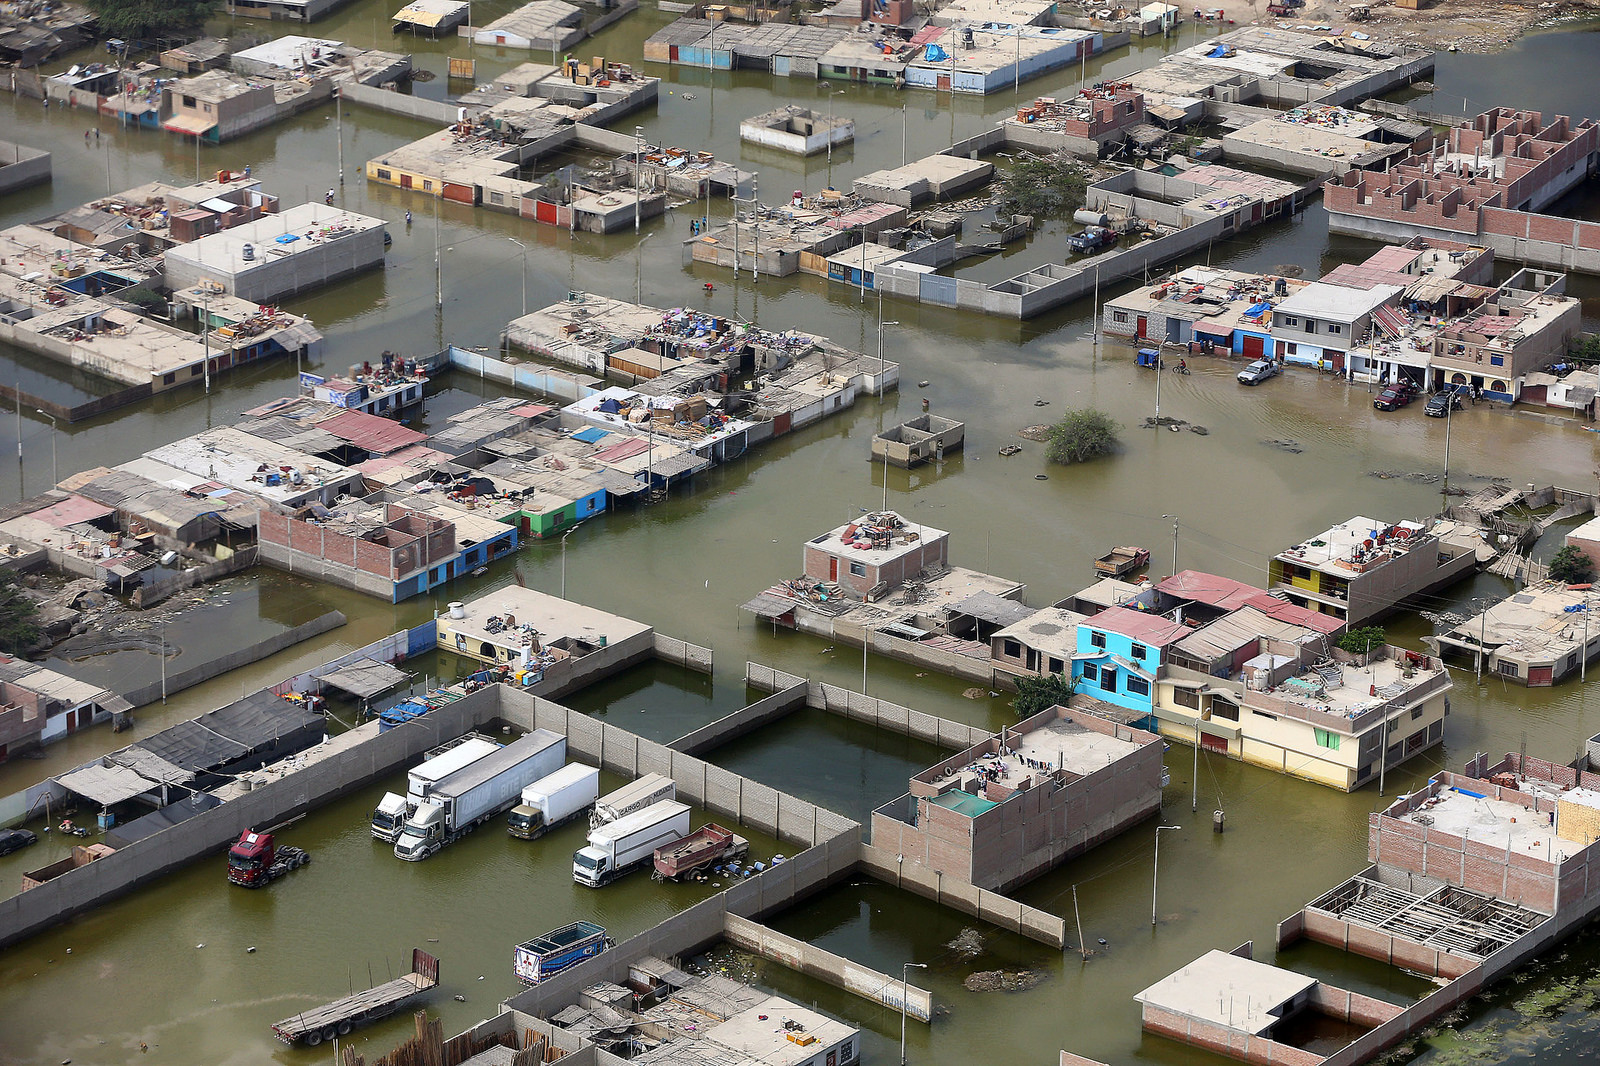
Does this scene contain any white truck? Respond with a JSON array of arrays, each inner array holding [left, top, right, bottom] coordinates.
[[371, 735, 500, 843], [573, 800, 691, 887], [394, 730, 566, 861], [508, 763, 601, 840], [589, 773, 676, 830]]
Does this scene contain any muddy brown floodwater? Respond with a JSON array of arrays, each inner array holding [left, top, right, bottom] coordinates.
[[1, 9, 1600, 1066]]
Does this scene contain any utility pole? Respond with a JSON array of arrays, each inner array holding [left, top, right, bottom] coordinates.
[[634, 125, 644, 233], [336, 87, 344, 188], [201, 289, 211, 394], [899, 962, 927, 1065], [635, 232, 653, 304], [508, 237, 527, 317], [751, 173, 759, 283], [901, 104, 907, 166], [1161, 514, 1179, 575], [827, 89, 845, 189]]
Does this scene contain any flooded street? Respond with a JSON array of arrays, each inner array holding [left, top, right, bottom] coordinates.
[[1, 7, 1600, 1065]]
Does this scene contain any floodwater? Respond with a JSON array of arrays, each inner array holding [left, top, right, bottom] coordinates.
[[1, 7, 1600, 1065]]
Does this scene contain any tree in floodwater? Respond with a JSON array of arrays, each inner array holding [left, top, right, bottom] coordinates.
[[0, 571, 40, 656], [1550, 545, 1596, 585], [1045, 408, 1119, 465], [995, 154, 1089, 219], [86, 0, 220, 39]]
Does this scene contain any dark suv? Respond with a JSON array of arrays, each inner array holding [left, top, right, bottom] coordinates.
[[1424, 389, 1465, 417], [0, 828, 37, 857]]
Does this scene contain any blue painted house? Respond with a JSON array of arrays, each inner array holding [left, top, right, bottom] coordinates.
[[1072, 606, 1190, 715]]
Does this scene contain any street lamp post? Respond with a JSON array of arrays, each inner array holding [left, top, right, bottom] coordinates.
[[636, 232, 654, 304], [1161, 514, 1179, 576], [507, 237, 527, 317], [34, 410, 57, 487], [1152, 825, 1181, 926], [876, 310, 898, 401], [900, 961, 928, 1065]]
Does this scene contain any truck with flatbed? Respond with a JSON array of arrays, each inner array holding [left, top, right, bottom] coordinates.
[[394, 729, 566, 861], [508, 763, 600, 840], [573, 800, 691, 887], [513, 921, 611, 985], [271, 948, 439, 1046], [226, 829, 310, 887], [653, 823, 749, 881], [589, 772, 675, 829], [371, 734, 500, 843], [1093, 544, 1150, 577]]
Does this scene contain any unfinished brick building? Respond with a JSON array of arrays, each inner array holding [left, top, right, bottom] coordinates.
[[871, 705, 1164, 892]]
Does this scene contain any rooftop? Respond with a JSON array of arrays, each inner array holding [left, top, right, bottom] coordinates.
[[1439, 582, 1596, 663], [1136, 950, 1317, 1036], [1258, 648, 1447, 725], [1083, 605, 1190, 648], [808, 510, 947, 567], [440, 586, 652, 657], [143, 425, 356, 504], [1158, 569, 1266, 612], [164, 201, 386, 276], [993, 606, 1088, 659], [1398, 784, 1584, 863], [1274, 516, 1428, 575], [1012, 714, 1146, 778], [1275, 280, 1403, 320]]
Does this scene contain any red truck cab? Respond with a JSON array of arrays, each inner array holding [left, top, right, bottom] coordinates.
[[227, 829, 275, 887]]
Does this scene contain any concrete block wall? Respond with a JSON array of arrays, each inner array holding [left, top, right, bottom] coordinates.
[[858, 842, 1067, 948], [724, 913, 933, 1020], [652, 633, 713, 674]]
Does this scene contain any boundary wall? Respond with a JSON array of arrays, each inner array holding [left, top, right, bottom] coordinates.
[[859, 841, 1068, 948], [119, 609, 346, 708]]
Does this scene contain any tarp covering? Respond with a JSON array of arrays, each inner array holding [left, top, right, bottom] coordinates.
[[104, 791, 222, 848], [572, 426, 609, 443], [315, 658, 409, 699], [128, 690, 322, 773], [57, 763, 159, 806], [107, 747, 193, 786]]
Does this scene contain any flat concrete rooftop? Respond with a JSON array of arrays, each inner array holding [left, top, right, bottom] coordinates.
[[440, 586, 652, 655], [1136, 950, 1316, 1036], [1399, 786, 1581, 863]]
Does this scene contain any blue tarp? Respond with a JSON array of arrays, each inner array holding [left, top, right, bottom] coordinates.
[[924, 43, 949, 61], [1207, 44, 1228, 57], [572, 426, 609, 442], [1245, 301, 1272, 317]]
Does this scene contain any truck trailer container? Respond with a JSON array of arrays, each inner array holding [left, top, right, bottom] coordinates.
[[574, 800, 691, 887], [395, 729, 566, 861], [508, 763, 600, 840], [513, 921, 611, 985], [371, 734, 500, 842], [589, 772, 675, 829]]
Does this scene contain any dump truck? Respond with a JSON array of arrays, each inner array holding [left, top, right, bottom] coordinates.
[[508, 763, 601, 840], [1067, 226, 1117, 254], [513, 921, 611, 985], [1093, 545, 1151, 577], [589, 772, 676, 829], [574, 800, 691, 887], [227, 829, 310, 887], [371, 734, 501, 843], [394, 729, 566, 861], [653, 823, 749, 881], [271, 949, 439, 1046]]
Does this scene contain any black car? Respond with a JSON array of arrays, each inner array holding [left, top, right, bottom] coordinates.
[[1424, 389, 1465, 417], [1373, 384, 1416, 411], [0, 828, 38, 856]]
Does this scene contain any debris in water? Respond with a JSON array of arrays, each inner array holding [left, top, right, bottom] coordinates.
[[964, 970, 1046, 993], [962, 687, 987, 699], [1018, 425, 1051, 442], [1263, 438, 1303, 453], [946, 928, 986, 958]]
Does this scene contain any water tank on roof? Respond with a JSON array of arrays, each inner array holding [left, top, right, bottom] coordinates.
[[241, 243, 255, 262], [449, 601, 466, 619]]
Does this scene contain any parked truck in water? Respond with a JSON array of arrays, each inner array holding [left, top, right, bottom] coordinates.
[[573, 800, 691, 887], [371, 734, 500, 843], [394, 730, 566, 861], [508, 763, 600, 840], [589, 772, 675, 829], [227, 829, 310, 887]]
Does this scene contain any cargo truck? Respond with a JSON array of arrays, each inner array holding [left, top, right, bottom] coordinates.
[[508, 763, 600, 840], [573, 800, 691, 887], [394, 729, 566, 861], [371, 734, 500, 843], [589, 772, 676, 829]]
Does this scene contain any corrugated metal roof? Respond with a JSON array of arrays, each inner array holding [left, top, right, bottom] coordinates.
[[318, 409, 428, 456], [1084, 605, 1189, 647], [593, 437, 651, 463], [24, 495, 114, 529]]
